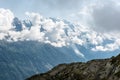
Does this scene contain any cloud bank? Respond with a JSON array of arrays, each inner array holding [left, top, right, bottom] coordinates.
[[92, 0, 120, 32], [0, 8, 120, 52], [70, 0, 120, 32]]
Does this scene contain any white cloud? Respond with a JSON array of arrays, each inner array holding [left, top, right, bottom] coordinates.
[[66, 0, 120, 51], [0, 8, 120, 52], [25, 12, 42, 26], [92, 41, 120, 52], [0, 8, 14, 31], [0, 33, 7, 40], [74, 0, 120, 32]]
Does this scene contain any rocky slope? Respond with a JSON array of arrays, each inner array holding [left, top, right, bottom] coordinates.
[[26, 54, 120, 80]]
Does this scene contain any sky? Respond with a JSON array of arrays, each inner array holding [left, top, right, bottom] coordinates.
[[0, 0, 120, 32], [0, 0, 84, 19], [0, 0, 120, 53]]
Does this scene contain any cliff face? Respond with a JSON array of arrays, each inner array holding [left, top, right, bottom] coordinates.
[[26, 54, 120, 80]]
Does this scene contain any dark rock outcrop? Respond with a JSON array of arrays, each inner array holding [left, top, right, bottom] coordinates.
[[26, 54, 120, 80]]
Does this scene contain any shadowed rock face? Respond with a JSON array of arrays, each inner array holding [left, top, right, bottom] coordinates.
[[26, 54, 120, 80]]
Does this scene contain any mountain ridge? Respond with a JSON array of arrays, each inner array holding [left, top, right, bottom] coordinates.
[[0, 11, 120, 80], [26, 54, 120, 80]]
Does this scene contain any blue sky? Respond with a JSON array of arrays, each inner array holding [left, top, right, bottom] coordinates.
[[0, 0, 84, 19]]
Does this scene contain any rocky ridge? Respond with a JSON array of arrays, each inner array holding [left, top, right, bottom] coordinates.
[[26, 54, 120, 80]]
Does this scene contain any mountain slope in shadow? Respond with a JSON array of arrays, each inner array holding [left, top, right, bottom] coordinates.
[[27, 54, 120, 80]]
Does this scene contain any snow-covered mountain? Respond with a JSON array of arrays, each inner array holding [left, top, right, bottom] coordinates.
[[0, 9, 120, 80]]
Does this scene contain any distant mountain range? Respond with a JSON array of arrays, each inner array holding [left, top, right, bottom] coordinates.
[[0, 41, 83, 80], [0, 16, 120, 80], [27, 54, 120, 80]]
